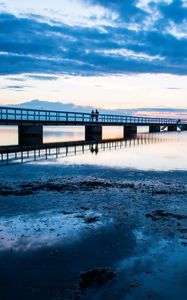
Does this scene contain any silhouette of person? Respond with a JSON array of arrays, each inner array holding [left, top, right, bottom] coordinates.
[[95, 109, 99, 122], [90, 145, 94, 154], [91, 110, 95, 122], [95, 144, 99, 155]]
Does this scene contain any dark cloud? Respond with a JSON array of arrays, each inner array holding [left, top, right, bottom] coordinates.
[[159, 0, 187, 24], [3, 85, 25, 91], [27, 75, 58, 80], [1, 84, 31, 91], [0, 1, 187, 77], [90, 0, 187, 25], [8, 77, 25, 81], [89, 0, 149, 22], [6, 85, 24, 89], [3, 84, 31, 91]]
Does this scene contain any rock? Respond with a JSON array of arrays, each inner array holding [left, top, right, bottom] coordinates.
[[79, 268, 116, 290], [84, 216, 99, 224], [145, 210, 187, 221], [180, 242, 187, 246]]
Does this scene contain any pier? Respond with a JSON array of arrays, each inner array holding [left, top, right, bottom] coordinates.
[[0, 106, 187, 146]]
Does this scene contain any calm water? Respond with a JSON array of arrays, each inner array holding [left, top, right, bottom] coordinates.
[[1, 126, 187, 300], [0, 125, 187, 171]]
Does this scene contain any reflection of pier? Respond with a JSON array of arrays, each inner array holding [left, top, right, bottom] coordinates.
[[0, 133, 168, 165]]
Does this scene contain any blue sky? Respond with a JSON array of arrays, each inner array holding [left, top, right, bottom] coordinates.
[[0, 0, 186, 109]]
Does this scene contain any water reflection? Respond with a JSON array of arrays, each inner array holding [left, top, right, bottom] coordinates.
[[1, 129, 187, 170], [0, 126, 18, 146], [0, 126, 125, 145], [0, 210, 111, 252], [0, 133, 164, 165], [43, 126, 84, 143]]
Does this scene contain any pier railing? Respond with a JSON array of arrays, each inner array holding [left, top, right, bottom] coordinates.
[[0, 106, 186, 125]]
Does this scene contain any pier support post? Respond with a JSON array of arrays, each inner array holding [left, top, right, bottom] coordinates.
[[18, 125, 43, 146], [180, 124, 187, 131], [149, 125, 160, 133], [123, 125, 137, 137], [167, 125, 177, 132], [85, 125, 102, 141]]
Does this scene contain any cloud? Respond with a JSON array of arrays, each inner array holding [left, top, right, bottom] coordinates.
[[2, 83, 32, 91], [27, 75, 58, 80], [6, 85, 24, 89], [89, 0, 187, 36], [8, 77, 25, 82], [0, 0, 117, 27], [159, 0, 187, 24], [2, 85, 25, 91], [0, 0, 186, 77]]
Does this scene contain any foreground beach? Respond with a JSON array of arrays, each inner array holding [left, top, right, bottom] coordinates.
[[0, 163, 187, 300]]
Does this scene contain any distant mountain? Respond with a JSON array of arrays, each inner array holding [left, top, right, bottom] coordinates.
[[8, 100, 93, 113], [8, 99, 134, 115], [7, 100, 187, 118]]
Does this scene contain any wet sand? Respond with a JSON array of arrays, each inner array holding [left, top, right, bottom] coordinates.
[[0, 164, 187, 299]]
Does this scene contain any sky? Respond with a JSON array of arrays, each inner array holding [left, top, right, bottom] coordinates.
[[0, 0, 187, 110]]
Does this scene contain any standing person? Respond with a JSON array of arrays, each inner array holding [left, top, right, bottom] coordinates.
[[95, 109, 99, 122], [91, 110, 94, 122]]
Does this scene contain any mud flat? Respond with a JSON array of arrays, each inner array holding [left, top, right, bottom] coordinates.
[[0, 163, 187, 299]]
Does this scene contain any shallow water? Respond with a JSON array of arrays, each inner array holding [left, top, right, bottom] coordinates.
[[54, 131, 186, 171], [0, 168, 187, 300], [1, 124, 187, 299], [1, 126, 187, 170]]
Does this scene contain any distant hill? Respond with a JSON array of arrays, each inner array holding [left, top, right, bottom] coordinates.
[[8, 99, 134, 115], [7, 100, 187, 118], [8, 100, 93, 113]]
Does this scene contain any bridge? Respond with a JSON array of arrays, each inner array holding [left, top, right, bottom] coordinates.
[[0, 106, 187, 146]]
